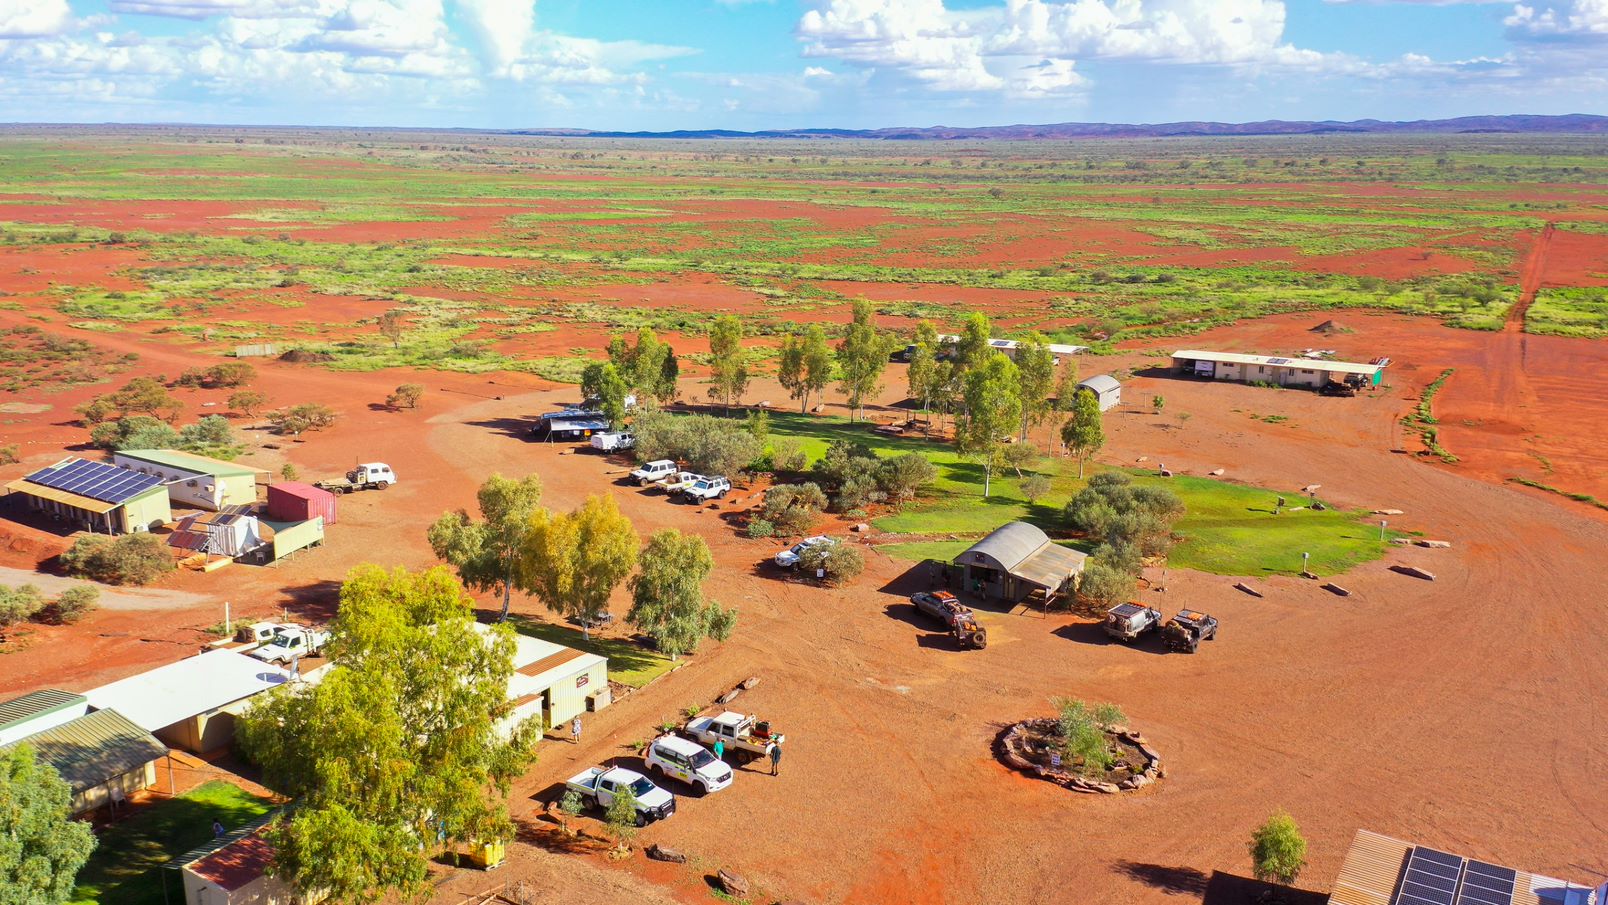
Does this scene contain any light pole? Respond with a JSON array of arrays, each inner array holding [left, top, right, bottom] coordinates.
[[1302, 551, 1310, 576], [1379, 519, 1387, 541]]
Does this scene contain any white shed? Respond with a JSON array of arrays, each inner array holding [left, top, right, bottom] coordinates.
[[1076, 374, 1122, 412], [85, 650, 291, 753]]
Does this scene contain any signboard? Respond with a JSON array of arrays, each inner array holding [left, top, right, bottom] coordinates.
[[575, 674, 589, 689], [1049, 752, 1062, 769]]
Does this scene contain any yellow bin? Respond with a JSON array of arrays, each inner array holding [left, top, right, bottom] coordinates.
[[462, 840, 506, 870]]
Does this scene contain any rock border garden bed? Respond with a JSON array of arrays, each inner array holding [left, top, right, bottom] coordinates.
[[996, 718, 1165, 794]]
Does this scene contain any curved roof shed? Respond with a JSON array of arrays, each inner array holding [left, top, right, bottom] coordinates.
[[1075, 374, 1121, 411], [959, 522, 1087, 592]]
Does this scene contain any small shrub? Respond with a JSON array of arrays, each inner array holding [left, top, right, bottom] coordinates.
[[0, 584, 45, 631], [387, 383, 424, 409], [1250, 811, 1308, 886], [268, 403, 338, 436], [280, 463, 299, 481], [1021, 474, 1052, 505], [745, 518, 775, 539], [44, 585, 99, 625], [799, 540, 864, 586], [58, 534, 174, 586], [0, 444, 18, 466], [760, 482, 826, 536], [876, 452, 937, 504], [770, 436, 808, 472]]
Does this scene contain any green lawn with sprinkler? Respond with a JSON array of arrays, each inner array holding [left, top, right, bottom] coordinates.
[[765, 411, 1395, 578]]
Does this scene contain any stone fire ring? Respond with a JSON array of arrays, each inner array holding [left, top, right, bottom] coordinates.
[[995, 718, 1165, 794]]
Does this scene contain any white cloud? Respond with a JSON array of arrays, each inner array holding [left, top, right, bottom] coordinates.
[[1506, 0, 1608, 39], [456, 0, 535, 70], [107, 0, 332, 18], [0, 0, 74, 37], [796, 0, 1357, 96], [293, 0, 451, 57]]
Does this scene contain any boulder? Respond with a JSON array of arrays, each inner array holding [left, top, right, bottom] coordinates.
[[1373, 508, 1404, 515], [739, 675, 762, 690], [718, 689, 741, 704], [1136, 456, 1148, 463], [1208, 468, 1224, 476], [852, 523, 871, 533], [1416, 540, 1452, 549], [1390, 538, 1412, 546], [647, 844, 687, 864], [1391, 564, 1437, 581], [1233, 582, 1264, 598], [718, 870, 750, 898], [1321, 583, 1351, 597]]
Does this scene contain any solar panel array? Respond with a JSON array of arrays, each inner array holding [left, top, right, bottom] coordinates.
[[1393, 847, 1518, 905], [1267, 357, 1294, 365], [1456, 861, 1518, 905], [24, 459, 164, 504]]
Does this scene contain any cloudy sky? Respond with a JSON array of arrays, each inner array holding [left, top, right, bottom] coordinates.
[[1, 0, 1605, 130]]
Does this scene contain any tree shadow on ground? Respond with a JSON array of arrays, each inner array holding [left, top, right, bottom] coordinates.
[[275, 580, 342, 622], [1202, 871, 1327, 905], [466, 416, 535, 441], [513, 812, 608, 856], [1116, 861, 1211, 897]]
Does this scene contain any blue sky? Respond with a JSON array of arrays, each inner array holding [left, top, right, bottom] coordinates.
[[1, 0, 1604, 130]]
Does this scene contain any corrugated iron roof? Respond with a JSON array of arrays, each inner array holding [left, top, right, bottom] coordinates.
[[961, 522, 1053, 572], [1077, 374, 1121, 394], [1013, 543, 1089, 590], [0, 689, 86, 730], [114, 449, 265, 477], [188, 833, 275, 892], [4, 478, 123, 514], [1329, 829, 1410, 905], [1, 708, 167, 793]]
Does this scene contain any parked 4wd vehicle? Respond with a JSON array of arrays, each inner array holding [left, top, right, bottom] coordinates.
[[631, 460, 677, 485], [681, 476, 731, 502], [1162, 609, 1219, 653], [1103, 603, 1163, 643], [564, 766, 675, 826], [646, 735, 732, 795], [774, 535, 831, 569], [1319, 381, 1358, 397], [908, 590, 988, 650]]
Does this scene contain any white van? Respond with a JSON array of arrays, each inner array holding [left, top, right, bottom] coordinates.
[[645, 735, 733, 795]]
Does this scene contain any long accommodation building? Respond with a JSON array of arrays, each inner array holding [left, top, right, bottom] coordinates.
[[0, 690, 168, 815], [112, 449, 265, 511], [1172, 350, 1385, 389]]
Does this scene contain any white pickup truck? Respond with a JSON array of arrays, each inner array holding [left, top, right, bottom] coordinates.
[[684, 711, 785, 762], [250, 625, 330, 663], [564, 766, 676, 826], [205, 621, 283, 653], [630, 460, 677, 486], [680, 476, 730, 502], [658, 471, 704, 496]]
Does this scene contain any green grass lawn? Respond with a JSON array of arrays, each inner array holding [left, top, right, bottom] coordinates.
[[767, 409, 1396, 578], [509, 617, 677, 689], [70, 781, 275, 905]]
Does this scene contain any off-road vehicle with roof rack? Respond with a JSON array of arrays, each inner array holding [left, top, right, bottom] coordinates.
[[909, 590, 988, 650], [1103, 603, 1163, 643], [1162, 609, 1219, 653]]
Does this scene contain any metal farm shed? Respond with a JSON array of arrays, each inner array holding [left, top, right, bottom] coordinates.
[[0, 708, 169, 815], [1075, 374, 1122, 412], [85, 650, 291, 754], [956, 522, 1088, 603]]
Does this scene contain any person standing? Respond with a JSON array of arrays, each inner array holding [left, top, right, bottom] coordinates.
[[712, 738, 725, 761], [769, 744, 782, 776], [571, 715, 582, 745], [212, 820, 225, 839]]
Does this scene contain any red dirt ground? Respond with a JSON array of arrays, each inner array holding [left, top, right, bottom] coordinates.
[[3, 311, 1607, 903]]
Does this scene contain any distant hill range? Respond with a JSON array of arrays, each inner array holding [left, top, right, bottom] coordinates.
[[517, 114, 1608, 141]]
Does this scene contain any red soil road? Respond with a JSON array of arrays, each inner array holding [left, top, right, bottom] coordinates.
[[2, 332, 1606, 903]]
